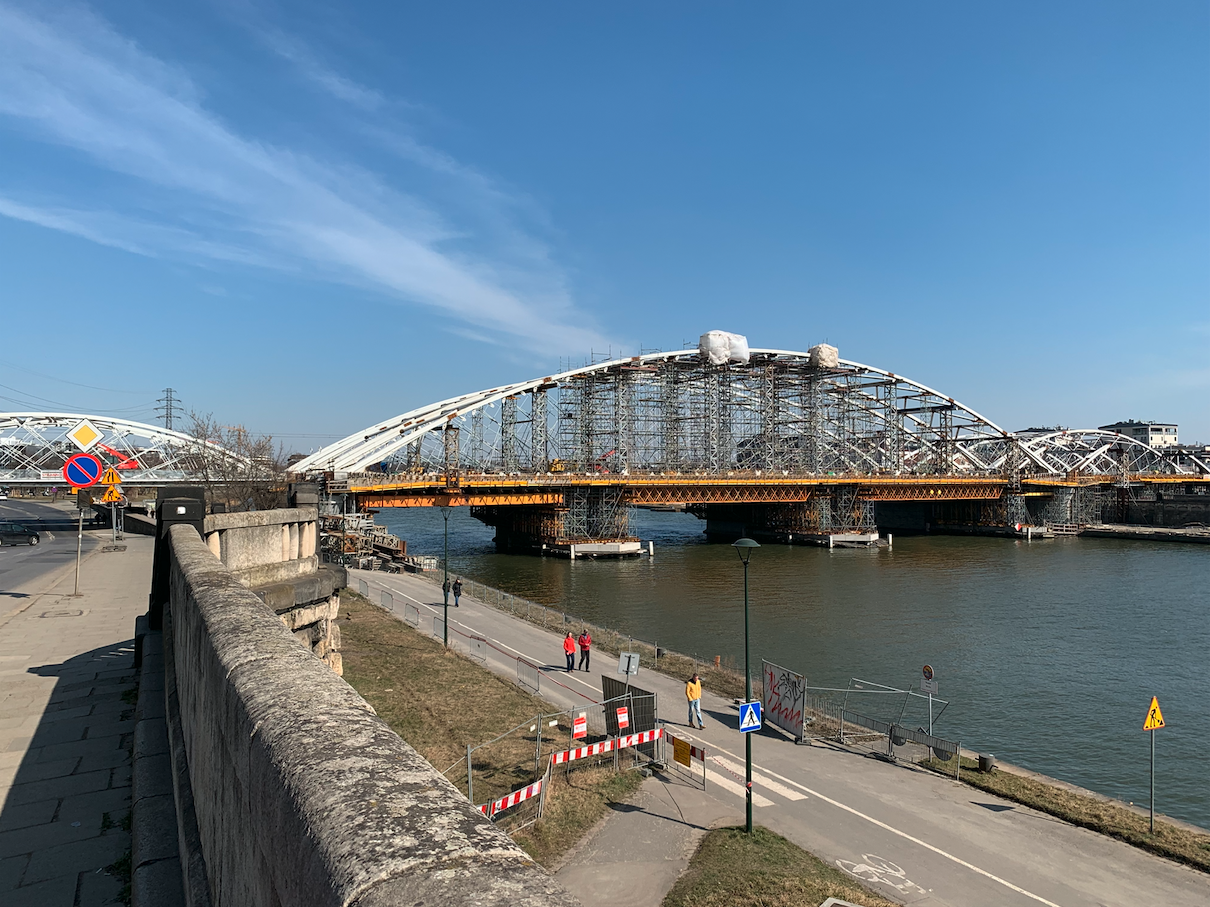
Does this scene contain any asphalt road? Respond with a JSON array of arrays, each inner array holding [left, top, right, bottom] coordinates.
[[352, 568, 1210, 907], [0, 499, 102, 597]]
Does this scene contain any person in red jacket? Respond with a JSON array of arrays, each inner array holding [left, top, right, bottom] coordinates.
[[577, 629, 592, 671], [563, 632, 576, 672]]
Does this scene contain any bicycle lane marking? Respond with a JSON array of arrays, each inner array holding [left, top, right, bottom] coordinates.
[[684, 737, 1065, 907]]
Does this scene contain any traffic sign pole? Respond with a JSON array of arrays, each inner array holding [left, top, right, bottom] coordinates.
[[1142, 695, 1165, 835], [74, 506, 83, 596], [1150, 730, 1155, 834]]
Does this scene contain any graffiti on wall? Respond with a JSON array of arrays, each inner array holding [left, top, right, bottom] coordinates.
[[762, 660, 806, 738]]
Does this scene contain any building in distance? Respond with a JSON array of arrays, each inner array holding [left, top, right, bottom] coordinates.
[[1098, 420, 1179, 449]]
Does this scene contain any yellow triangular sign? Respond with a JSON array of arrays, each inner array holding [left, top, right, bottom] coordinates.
[[100, 485, 122, 503], [99, 467, 122, 486], [1143, 696, 1165, 731]]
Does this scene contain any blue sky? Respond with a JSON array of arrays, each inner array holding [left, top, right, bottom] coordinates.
[[1, 1, 1207, 451]]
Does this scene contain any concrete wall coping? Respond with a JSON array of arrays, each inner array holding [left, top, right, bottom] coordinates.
[[203, 507, 317, 533], [167, 524, 571, 907]]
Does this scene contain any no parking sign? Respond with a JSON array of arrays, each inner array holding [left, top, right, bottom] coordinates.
[[62, 453, 103, 489]]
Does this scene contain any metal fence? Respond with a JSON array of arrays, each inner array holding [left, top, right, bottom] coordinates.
[[468, 636, 487, 662], [404, 603, 420, 627], [434, 616, 445, 639], [358, 579, 368, 596], [517, 659, 540, 692], [380, 590, 392, 609]]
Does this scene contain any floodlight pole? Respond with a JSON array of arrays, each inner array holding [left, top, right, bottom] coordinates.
[[733, 537, 760, 835]]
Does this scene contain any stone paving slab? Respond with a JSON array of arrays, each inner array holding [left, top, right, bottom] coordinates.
[[0, 536, 153, 903]]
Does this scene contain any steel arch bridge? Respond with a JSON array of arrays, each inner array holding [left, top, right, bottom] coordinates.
[[292, 346, 1201, 546], [0, 413, 243, 486]]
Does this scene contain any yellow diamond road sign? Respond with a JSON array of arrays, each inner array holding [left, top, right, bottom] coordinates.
[[100, 485, 122, 504], [1143, 697, 1165, 731], [99, 467, 123, 486], [67, 419, 102, 452]]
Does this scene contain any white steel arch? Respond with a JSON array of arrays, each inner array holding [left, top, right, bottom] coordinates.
[[0, 412, 243, 485], [293, 348, 1030, 476]]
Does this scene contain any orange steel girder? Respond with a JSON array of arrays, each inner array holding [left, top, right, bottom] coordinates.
[[355, 491, 564, 508]]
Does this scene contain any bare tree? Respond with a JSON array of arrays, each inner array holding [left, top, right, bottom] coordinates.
[[185, 412, 286, 511]]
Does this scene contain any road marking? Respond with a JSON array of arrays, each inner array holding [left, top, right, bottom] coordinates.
[[711, 755, 807, 801], [704, 769, 774, 807], [670, 738, 1064, 906], [837, 854, 927, 896]]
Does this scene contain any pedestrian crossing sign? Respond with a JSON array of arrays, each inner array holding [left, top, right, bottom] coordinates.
[[739, 700, 762, 733]]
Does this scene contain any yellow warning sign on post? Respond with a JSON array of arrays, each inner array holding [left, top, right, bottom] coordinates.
[[100, 485, 122, 504], [1143, 696, 1165, 731], [99, 467, 122, 486]]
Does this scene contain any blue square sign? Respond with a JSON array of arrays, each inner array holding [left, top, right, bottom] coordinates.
[[738, 700, 762, 733]]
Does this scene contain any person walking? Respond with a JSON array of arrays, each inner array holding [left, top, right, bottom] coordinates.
[[452, 578, 462, 607], [577, 629, 592, 671], [563, 633, 577, 672], [686, 673, 704, 728], [442, 577, 451, 605]]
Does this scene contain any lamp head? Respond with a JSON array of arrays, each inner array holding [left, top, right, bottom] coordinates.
[[732, 537, 760, 564]]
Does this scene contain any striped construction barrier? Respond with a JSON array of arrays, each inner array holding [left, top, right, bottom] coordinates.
[[550, 728, 664, 767], [478, 777, 544, 818], [552, 739, 615, 766], [617, 728, 663, 749]]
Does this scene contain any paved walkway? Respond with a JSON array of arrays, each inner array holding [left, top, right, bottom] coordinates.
[[351, 567, 1210, 907], [0, 534, 153, 906]]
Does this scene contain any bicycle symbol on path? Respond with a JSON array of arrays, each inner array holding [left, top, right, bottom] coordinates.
[[836, 854, 927, 895]]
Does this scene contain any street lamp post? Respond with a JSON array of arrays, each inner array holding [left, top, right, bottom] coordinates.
[[732, 537, 760, 834], [439, 503, 451, 647]]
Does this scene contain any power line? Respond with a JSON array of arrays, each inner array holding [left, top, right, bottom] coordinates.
[[157, 388, 180, 431]]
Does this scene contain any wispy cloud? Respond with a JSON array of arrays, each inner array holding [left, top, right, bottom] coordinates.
[[260, 29, 385, 111], [0, 3, 609, 354]]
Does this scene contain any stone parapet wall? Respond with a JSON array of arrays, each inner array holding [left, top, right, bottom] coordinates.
[[166, 523, 571, 907], [255, 566, 347, 675], [203, 507, 319, 587]]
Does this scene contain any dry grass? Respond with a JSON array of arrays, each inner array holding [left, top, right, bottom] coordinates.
[[338, 590, 645, 865], [923, 755, 1210, 873], [513, 765, 644, 867], [663, 826, 899, 907]]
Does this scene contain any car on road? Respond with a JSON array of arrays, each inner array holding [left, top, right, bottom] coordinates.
[[0, 521, 40, 546]]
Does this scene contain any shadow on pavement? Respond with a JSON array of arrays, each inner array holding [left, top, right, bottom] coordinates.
[[0, 639, 136, 905]]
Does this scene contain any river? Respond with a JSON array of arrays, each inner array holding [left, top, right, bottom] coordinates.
[[376, 506, 1210, 831]]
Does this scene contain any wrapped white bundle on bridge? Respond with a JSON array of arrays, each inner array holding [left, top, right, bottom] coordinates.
[[808, 343, 839, 368], [698, 330, 751, 366]]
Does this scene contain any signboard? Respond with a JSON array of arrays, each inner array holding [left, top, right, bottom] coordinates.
[[62, 453, 103, 489], [921, 678, 938, 695], [616, 706, 629, 730], [923, 664, 934, 681], [616, 653, 640, 676], [739, 700, 762, 733], [101, 485, 122, 504], [1143, 696, 1165, 731], [572, 712, 587, 739], [66, 419, 102, 452], [762, 660, 806, 740], [99, 467, 123, 486], [673, 736, 691, 767], [77, 490, 92, 511]]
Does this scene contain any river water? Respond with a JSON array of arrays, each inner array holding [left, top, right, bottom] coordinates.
[[377, 506, 1210, 830]]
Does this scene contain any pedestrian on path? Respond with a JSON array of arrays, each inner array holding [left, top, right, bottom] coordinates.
[[563, 632, 576, 672], [686, 673, 704, 728], [442, 577, 451, 605], [577, 629, 592, 671], [452, 578, 462, 607]]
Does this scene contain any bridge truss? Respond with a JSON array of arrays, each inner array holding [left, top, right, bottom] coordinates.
[[294, 348, 1184, 480], [294, 348, 1199, 544], [0, 413, 243, 486]]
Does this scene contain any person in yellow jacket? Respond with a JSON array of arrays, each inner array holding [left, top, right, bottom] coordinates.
[[686, 673, 704, 728]]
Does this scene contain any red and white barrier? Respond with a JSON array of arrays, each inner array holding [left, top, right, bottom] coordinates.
[[478, 777, 543, 818], [552, 739, 615, 765], [617, 727, 663, 749]]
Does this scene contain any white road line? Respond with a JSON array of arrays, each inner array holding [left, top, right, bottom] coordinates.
[[704, 769, 774, 807], [703, 739, 1064, 907], [711, 755, 807, 801]]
